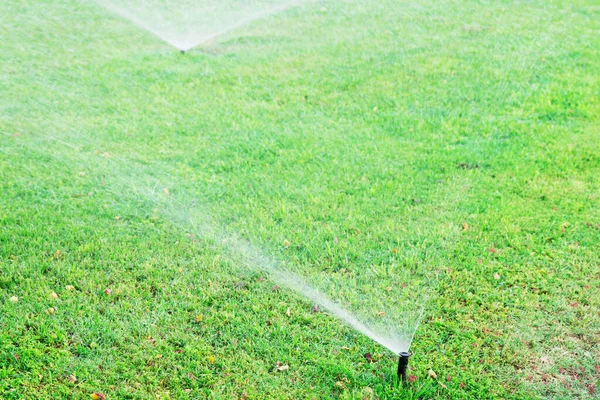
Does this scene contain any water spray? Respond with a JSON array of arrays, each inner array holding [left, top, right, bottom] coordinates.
[[397, 352, 410, 385]]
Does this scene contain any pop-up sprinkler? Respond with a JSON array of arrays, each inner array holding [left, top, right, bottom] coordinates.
[[397, 352, 410, 384]]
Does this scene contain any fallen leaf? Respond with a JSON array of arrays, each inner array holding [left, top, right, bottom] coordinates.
[[65, 285, 75, 291], [364, 352, 373, 363], [311, 305, 318, 313], [376, 311, 385, 317], [493, 273, 500, 280], [391, 248, 397, 254], [559, 367, 564, 373], [594, 365, 599, 372], [446, 375, 451, 382], [487, 247, 497, 254], [569, 302, 578, 307], [195, 315, 203, 322], [588, 384, 595, 395], [428, 369, 437, 379], [285, 308, 291, 317], [240, 392, 247, 400], [9, 296, 18, 303], [49, 292, 59, 299], [407, 375, 417, 383], [104, 288, 112, 295], [163, 188, 169, 195], [276, 364, 289, 372], [45, 307, 55, 315], [462, 223, 469, 231], [283, 239, 290, 247], [272, 285, 279, 292], [459, 382, 465, 388], [335, 381, 345, 389], [68, 375, 77, 384], [207, 356, 215, 364], [90, 393, 106, 400], [12, 353, 19, 361]]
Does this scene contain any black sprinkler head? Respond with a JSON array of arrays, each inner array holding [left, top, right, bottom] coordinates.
[[180, 50, 185, 54], [397, 352, 410, 385]]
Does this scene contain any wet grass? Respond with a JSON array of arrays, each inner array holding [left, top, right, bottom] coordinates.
[[1, 0, 599, 398]]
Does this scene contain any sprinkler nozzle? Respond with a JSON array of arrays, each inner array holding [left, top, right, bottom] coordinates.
[[397, 352, 410, 385], [180, 50, 185, 54]]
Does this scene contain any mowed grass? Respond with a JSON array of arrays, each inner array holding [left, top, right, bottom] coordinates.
[[1, 0, 600, 398]]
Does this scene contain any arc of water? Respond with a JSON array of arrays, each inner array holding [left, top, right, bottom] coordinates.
[[91, 0, 311, 50]]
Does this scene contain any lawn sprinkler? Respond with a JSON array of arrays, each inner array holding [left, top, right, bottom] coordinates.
[[397, 352, 410, 385], [180, 50, 185, 54]]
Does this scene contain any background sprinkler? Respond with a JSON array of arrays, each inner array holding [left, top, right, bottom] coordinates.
[[397, 352, 410, 385]]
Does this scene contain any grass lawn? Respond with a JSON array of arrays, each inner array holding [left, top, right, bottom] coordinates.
[[1, 0, 599, 398]]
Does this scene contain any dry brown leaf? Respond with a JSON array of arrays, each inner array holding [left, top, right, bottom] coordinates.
[[376, 311, 385, 317], [90, 393, 106, 400], [285, 308, 291, 317], [428, 369, 437, 379]]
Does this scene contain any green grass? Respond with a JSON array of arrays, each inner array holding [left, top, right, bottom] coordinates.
[[1, 0, 600, 398]]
